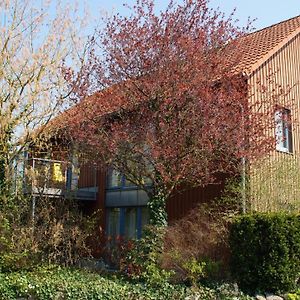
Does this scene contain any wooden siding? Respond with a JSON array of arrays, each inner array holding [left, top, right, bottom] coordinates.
[[167, 183, 225, 223], [78, 163, 98, 188], [248, 32, 300, 212]]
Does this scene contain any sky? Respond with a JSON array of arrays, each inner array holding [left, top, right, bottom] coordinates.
[[209, 0, 300, 30], [83, 0, 300, 32]]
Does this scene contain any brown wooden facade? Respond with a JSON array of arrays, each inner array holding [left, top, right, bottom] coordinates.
[[82, 17, 300, 238], [247, 23, 300, 212], [25, 16, 300, 244], [77, 166, 225, 233]]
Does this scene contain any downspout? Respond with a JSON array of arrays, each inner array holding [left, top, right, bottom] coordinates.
[[241, 156, 246, 214], [239, 72, 248, 214], [241, 72, 249, 214], [239, 101, 247, 213]]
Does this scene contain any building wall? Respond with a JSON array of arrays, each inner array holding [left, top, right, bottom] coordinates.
[[79, 34, 300, 233], [248, 32, 300, 212], [78, 34, 300, 233], [87, 166, 224, 238], [167, 183, 225, 223]]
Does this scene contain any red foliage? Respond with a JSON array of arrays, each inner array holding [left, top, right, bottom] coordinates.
[[66, 0, 275, 203]]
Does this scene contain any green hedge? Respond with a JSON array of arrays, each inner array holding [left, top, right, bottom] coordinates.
[[229, 213, 300, 294]]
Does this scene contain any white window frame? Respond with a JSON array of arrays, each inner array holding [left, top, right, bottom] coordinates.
[[275, 108, 293, 153]]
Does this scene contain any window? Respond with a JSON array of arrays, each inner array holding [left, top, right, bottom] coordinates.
[[125, 207, 137, 239], [275, 108, 293, 153], [106, 207, 149, 240], [107, 208, 120, 238], [140, 207, 150, 230], [107, 169, 152, 189], [107, 169, 122, 188], [124, 177, 136, 188]]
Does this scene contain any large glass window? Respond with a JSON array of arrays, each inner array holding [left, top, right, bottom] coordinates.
[[107, 169, 122, 188], [107, 169, 137, 189], [141, 206, 150, 232], [107, 208, 120, 238], [125, 208, 137, 239], [106, 207, 149, 240], [124, 177, 136, 187], [107, 168, 153, 190]]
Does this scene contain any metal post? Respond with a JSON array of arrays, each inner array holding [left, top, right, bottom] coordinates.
[[31, 158, 36, 229], [32, 195, 36, 226], [241, 156, 246, 214], [240, 103, 247, 214]]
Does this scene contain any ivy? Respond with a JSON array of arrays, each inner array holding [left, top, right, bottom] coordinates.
[[148, 188, 168, 227]]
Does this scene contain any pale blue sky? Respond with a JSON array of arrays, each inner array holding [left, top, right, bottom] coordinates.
[[209, 0, 300, 30], [83, 0, 300, 32]]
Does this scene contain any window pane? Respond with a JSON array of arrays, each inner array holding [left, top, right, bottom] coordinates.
[[283, 109, 292, 152], [123, 175, 136, 187], [141, 207, 150, 235], [282, 110, 288, 148], [275, 108, 292, 153], [288, 123, 293, 153], [107, 169, 122, 188], [107, 208, 120, 238], [275, 110, 283, 149], [125, 207, 137, 239], [283, 124, 289, 148]]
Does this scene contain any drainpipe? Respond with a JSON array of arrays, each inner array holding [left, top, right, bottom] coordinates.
[[240, 103, 247, 214], [241, 156, 246, 214]]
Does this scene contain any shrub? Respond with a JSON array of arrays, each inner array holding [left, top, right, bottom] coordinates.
[[120, 226, 174, 287], [161, 202, 233, 284], [32, 196, 100, 266], [229, 213, 300, 293], [0, 196, 40, 271], [0, 194, 100, 271], [0, 265, 259, 300], [0, 265, 187, 300], [287, 291, 300, 300]]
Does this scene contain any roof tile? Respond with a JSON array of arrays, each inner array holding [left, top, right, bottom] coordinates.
[[231, 15, 300, 73]]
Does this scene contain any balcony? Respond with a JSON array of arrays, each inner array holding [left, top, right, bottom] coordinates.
[[21, 157, 98, 201]]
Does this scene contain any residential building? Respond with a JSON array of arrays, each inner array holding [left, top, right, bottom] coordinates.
[[19, 15, 300, 242]]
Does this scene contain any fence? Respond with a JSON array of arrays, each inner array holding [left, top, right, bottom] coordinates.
[[17, 157, 98, 201]]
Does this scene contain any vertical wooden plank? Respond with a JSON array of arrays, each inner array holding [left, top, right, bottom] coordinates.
[[249, 33, 300, 212]]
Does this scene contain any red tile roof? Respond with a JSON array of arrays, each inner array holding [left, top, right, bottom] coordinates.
[[228, 15, 300, 74], [44, 15, 300, 134]]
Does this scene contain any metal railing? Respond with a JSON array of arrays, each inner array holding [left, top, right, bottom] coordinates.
[[21, 157, 98, 200]]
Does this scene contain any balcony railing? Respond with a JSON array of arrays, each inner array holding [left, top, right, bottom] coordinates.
[[21, 157, 98, 200]]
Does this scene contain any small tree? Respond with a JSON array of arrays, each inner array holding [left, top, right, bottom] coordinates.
[[68, 0, 276, 227], [0, 0, 89, 193]]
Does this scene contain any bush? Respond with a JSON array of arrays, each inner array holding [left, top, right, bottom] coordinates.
[[161, 202, 233, 284], [0, 265, 258, 300], [287, 290, 300, 300], [0, 194, 100, 271], [0, 265, 187, 300], [119, 226, 174, 287], [229, 213, 300, 293]]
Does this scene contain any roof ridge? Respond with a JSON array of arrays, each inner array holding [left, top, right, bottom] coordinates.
[[248, 27, 300, 74], [247, 14, 300, 37], [228, 14, 300, 74]]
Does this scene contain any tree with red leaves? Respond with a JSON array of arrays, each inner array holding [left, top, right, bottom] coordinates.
[[68, 0, 274, 227]]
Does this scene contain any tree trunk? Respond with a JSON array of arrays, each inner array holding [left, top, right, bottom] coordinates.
[[147, 187, 168, 227]]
